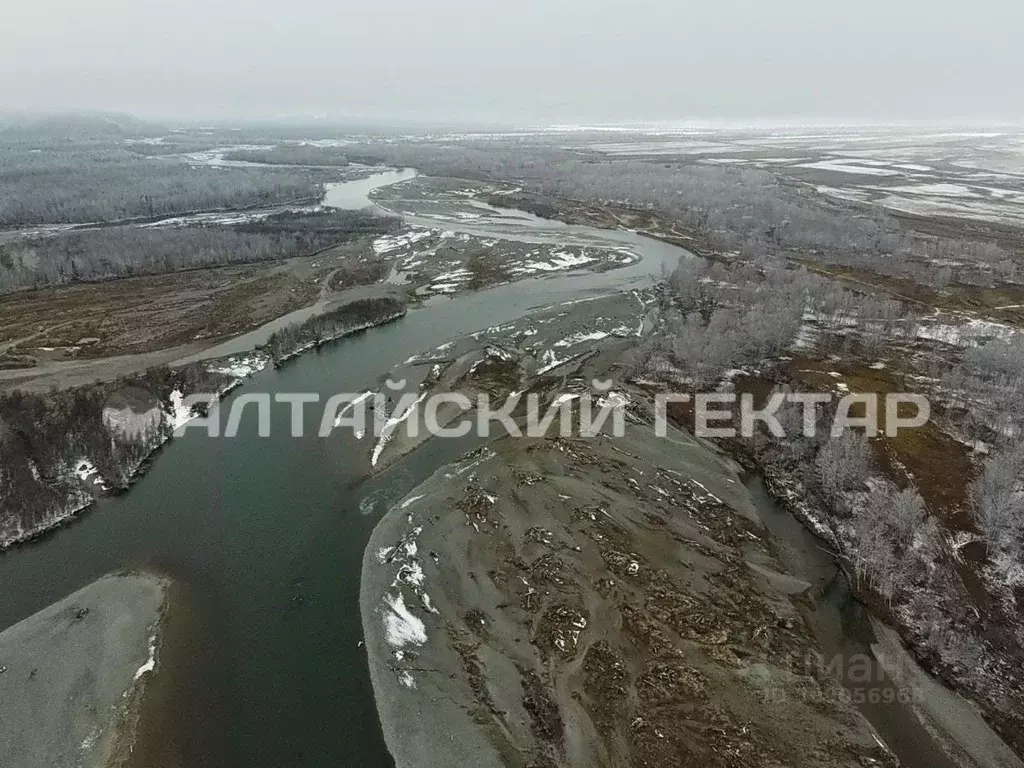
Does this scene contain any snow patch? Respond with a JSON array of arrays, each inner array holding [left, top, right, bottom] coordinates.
[[553, 331, 610, 348], [383, 592, 428, 648], [515, 249, 598, 273], [73, 459, 108, 490], [372, 229, 433, 255], [167, 389, 198, 431], [133, 632, 158, 681], [799, 160, 901, 176], [398, 670, 417, 689], [371, 392, 427, 467], [208, 352, 269, 379]]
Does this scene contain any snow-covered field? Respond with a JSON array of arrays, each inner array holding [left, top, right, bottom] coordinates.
[[365, 224, 642, 299], [797, 159, 902, 177], [564, 126, 1024, 228]]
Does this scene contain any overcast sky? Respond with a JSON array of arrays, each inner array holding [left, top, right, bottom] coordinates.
[[3, 0, 1021, 125]]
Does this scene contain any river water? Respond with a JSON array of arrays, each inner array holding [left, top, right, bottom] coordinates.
[[0, 168, 966, 768], [0, 169, 681, 767]]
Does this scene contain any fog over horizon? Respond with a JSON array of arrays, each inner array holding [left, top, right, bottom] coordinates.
[[3, 0, 1022, 126]]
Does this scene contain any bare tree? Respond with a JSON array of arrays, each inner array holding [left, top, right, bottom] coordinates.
[[853, 485, 928, 600], [969, 447, 1024, 556], [815, 432, 872, 506]]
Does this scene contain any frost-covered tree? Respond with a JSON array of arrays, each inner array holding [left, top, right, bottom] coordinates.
[[854, 485, 929, 600], [0, 146, 327, 226], [969, 446, 1024, 556], [0, 210, 399, 293], [815, 432, 872, 506]]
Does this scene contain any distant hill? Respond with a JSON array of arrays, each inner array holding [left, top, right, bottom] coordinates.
[[0, 111, 165, 140]]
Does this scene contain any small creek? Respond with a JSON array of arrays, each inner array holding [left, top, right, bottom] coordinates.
[[745, 477, 959, 768]]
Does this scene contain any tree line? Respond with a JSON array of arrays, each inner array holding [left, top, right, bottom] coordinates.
[[0, 144, 327, 225], [626, 255, 920, 385], [263, 297, 407, 365], [223, 145, 351, 167], [0, 364, 229, 547], [0, 210, 400, 293]]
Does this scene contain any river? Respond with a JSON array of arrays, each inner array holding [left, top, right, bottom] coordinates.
[[0, 169, 681, 767], [0, 168, 974, 768]]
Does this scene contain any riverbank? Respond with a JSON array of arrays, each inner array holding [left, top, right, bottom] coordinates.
[[263, 296, 407, 367], [360, 392, 897, 767], [871, 619, 1024, 768], [0, 570, 170, 768], [361, 382, 1024, 767], [0, 285, 410, 553], [771, 461, 1024, 766], [0, 256, 406, 393], [0, 164, 666, 553]]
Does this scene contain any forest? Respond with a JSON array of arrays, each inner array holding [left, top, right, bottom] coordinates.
[[639, 249, 1023, 590], [628, 249, 1024, 750], [346, 141, 1020, 290], [0, 210, 400, 293], [263, 296, 407, 365], [0, 143, 327, 225], [223, 145, 351, 166]]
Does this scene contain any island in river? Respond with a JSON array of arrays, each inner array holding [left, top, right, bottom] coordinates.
[[362, 396, 896, 767], [360, 325, 1023, 768]]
